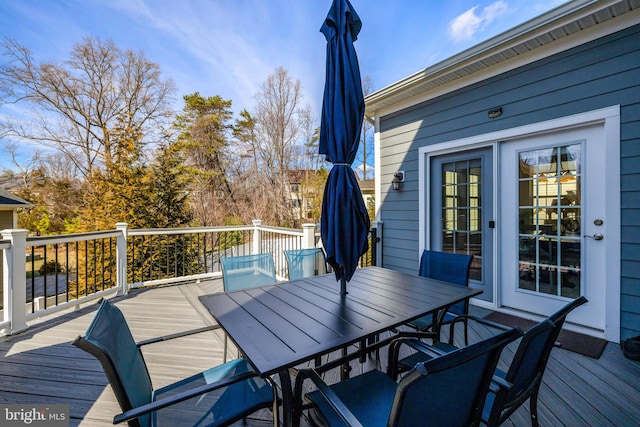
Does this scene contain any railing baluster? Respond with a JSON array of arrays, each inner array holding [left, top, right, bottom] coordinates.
[[84, 240, 88, 295], [43, 245, 47, 310], [110, 237, 114, 288], [30, 246, 35, 313], [75, 241, 79, 299], [54, 243, 59, 307], [202, 233, 207, 273], [101, 238, 105, 292], [148, 235, 153, 282], [93, 240, 97, 294], [65, 242, 70, 302]]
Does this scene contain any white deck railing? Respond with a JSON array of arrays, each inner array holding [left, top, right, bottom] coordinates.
[[1, 220, 328, 335]]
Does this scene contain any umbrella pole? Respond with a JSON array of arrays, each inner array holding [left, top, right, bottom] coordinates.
[[340, 277, 347, 295]]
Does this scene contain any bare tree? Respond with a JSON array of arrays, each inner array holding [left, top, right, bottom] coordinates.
[[0, 36, 175, 177], [252, 67, 307, 226], [41, 151, 81, 182], [1, 140, 43, 190], [231, 109, 278, 224], [296, 104, 321, 171]]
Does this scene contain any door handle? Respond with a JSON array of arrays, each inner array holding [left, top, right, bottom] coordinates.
[[584, 233, 604, 241]]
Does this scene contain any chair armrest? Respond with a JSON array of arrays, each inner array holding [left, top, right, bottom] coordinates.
[[387, 337, 447, 379], [483, 374, 514, 425], [393, 329, 439, 340], [393, 337, 448, 358], [490, 374, 513, 392], [113, 370, 256, 424], [452, 314, 513, 331], [443, 314, 512, 344], [294, 368, 363, 427], [136, 325, 221, 347]]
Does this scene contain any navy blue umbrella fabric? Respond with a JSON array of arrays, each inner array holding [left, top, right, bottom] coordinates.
[[319, 0, 370, 292]]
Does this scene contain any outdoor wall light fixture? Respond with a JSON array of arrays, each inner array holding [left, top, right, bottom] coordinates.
[[488, 107, 502, 118], [392, 171, 405, 191]]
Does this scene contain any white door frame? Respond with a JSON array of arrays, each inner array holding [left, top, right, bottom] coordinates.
[[419, 105, 620, 342]]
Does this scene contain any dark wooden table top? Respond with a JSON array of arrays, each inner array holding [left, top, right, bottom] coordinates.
[[199, 266, 481, 377]]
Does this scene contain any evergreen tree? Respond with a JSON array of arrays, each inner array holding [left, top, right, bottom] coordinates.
[[174, 92, 234, 226], [79, 116, 150, 231], [146, 143, 193, 229]]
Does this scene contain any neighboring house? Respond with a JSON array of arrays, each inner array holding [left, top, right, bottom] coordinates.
[[0, 188, 31, 233], [365, 0, 639, 343], [285, 170, 373, 226], [359, 178, 375, 213], [0, 189, 32, 306], [286, 169, 322, 225]]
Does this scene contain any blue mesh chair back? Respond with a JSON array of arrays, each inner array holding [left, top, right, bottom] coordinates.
[[390, 327, 521, 427], [484, 296, 588, 426], [301, 327, 521, 427], [501, 320, 555, 402], [409, 250, 473, 332], [548, 296, 588, 339], [221, 253, 277, 291], [284, 248, 327, 280], [73, 300, 153, 427], [419, 250, 473, 316], [73, 300, 277, 427]]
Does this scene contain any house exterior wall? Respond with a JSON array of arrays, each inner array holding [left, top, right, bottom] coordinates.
[[0, 210, 13, 231], [0, 210, 15, 305], [376, 24, 640, 340]]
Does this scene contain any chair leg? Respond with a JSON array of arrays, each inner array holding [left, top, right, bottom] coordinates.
[[463, 319, 469, 346], [529, 390, 540, 427], [367, 334, 380, 360]]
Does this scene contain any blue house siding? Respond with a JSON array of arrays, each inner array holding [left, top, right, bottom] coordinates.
[[377, 24, 640, 339]]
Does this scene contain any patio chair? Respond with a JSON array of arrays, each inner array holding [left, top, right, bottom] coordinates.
[[220, 253, 277, 361], [284, 248, 327, 280], [221, 253, 277, 291], [406, 250, 474, 344], [391, 296, 588, 427], [72, 299, 278, 427], [294, 327, 522, 427], [484, 295, 588, 427]]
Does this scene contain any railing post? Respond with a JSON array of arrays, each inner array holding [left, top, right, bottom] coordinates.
[[252, 219, 262, 254], [115, 223, 128, 295], [302, 223, 316, 249], [371, 220, 383, 267], [2, 229, 28, 335]]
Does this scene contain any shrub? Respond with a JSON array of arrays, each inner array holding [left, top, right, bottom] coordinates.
[[39, 260, 63, 275]]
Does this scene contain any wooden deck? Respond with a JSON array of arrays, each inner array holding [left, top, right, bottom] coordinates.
[[1, 279, 639, 426]]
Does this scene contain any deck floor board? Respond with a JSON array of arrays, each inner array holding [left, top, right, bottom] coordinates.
[[1, 279, 638, 426]]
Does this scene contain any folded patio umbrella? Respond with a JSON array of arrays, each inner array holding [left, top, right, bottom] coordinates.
[[319, 0, 371, 294]]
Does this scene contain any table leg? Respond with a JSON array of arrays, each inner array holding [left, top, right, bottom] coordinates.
[[278, 370, 293, 427], [340, 347, 351, 380]]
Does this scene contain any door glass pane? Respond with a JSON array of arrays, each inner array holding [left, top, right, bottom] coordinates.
[[441, 159, 482, 280], [517, 143, 582, 297]]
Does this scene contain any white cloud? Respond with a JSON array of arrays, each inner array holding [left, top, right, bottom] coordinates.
[[448, 1, 509, 43], [102, 0, 327, 114], [355, 164, 375, 180]]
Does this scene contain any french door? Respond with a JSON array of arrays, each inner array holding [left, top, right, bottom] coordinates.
[[429, 148, 493, 302], [499, 124, 606, 330]]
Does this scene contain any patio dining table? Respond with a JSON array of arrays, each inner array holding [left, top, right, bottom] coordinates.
[[198, 266, 481, 427]]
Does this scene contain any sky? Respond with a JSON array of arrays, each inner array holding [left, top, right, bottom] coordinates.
[[0, 0, 568, 171]]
